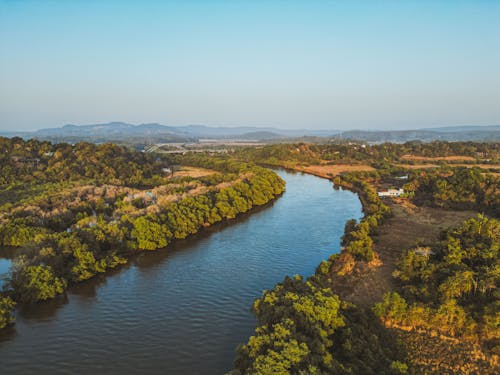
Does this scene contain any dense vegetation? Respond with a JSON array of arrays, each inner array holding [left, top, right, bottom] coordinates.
[[0, 296, 15, 329], [235, 141, 499, 167], [375, 215, 499, 353], [0, 136, 169, 187], [232, 276, 408, 374], [406, 167, 499, 217], [333, 173, 391, 262], [0, 137, 285, 328]]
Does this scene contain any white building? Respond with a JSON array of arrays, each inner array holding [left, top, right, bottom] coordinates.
[[377, 188, 404, 197]]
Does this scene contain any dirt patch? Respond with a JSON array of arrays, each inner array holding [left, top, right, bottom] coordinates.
[[394, 163, 440, 169], [453, 163, 500, 170], [400, 155, 477, 162], [294, 164, 375, 178], [330, 200, 477, 307], [171, 166, 219, 178]]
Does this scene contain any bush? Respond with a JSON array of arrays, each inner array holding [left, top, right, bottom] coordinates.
[[10, 262, 67, 303]]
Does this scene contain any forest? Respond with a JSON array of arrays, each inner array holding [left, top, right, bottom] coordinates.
[[234, 141, 500, 167]]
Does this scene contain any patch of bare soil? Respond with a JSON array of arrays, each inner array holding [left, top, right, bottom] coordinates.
[[394, 163, 500, 170], [329, 200, 477, 307]]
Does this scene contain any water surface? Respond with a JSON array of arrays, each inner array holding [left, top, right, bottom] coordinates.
[[0, 170, 362, 374], [0, 258, 10, 288]]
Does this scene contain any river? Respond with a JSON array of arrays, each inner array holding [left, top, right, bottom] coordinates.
[[0, 169, 362, 374]]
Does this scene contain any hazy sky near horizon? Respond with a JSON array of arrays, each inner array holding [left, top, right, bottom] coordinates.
[[1, 0, 500, 131]]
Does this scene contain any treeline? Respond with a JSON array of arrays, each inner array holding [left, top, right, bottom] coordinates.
[[231, 275, 409, 374], [0, 136, 169, 187], [130, 167, 285, 250], [374, 215, 499, 354], [325, 172, 391, 265], [234, 141, 499, 166], [405, 167, 499, 217]]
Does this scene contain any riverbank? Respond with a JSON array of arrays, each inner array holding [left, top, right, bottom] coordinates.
[[281, 165, 498, 374], [0, 169, 363, 374]]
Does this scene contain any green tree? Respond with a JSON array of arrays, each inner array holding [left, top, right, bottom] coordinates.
[[10, 262, 67, 303], [0, 296, 16, 328], [132, 216, 170, 250]]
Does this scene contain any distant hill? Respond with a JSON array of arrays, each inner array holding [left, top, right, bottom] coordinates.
[[0, 122, 498, 144], [0, 122, 339, 143], [421, 124, 500, 133]]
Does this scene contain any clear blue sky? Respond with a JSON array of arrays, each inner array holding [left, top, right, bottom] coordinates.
[[1, 0, 499, 131]]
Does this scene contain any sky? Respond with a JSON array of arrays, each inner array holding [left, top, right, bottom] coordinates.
[[1, 0, 500, 131]]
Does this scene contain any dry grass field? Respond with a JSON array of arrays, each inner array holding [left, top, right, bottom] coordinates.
[[294, 164, 375, 178], [395, 163, 500, 170], [400, 154, 477, 162], [330, 200, 477, 307]]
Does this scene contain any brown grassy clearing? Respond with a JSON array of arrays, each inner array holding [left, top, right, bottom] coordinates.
[[329, 200, 477, 307], [293, 164, 375, 179], [397, 329, 498, 374], [400, 155, 477, 162], [394, 163, 500, 170], [170, 166, 219, 178]]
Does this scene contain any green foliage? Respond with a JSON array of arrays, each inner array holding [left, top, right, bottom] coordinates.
[[331, 306, 409, 374], [373, 292, 409, 323], [0, 296, 16, 329], [376, 215, 500, 352], [233, 276, 408, 374], [334, 173, 391, 262], [233, 141, 499, 168], [390, 361, 408, 374], [132, 216, 169, 250], [411, 168, 499, 217], [0, 221, 47, 246], [0, 137, 170, 188], [234, 276, 345, 374], [9, 261, 67, 303]]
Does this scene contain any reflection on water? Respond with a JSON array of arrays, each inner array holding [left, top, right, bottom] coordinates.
[[0, 170, 362, 375], [0, 258, 11, 289]]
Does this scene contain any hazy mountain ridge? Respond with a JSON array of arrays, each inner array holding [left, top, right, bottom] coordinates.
[[0, 122, 339, 142], [0, 122, 498, 143]]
